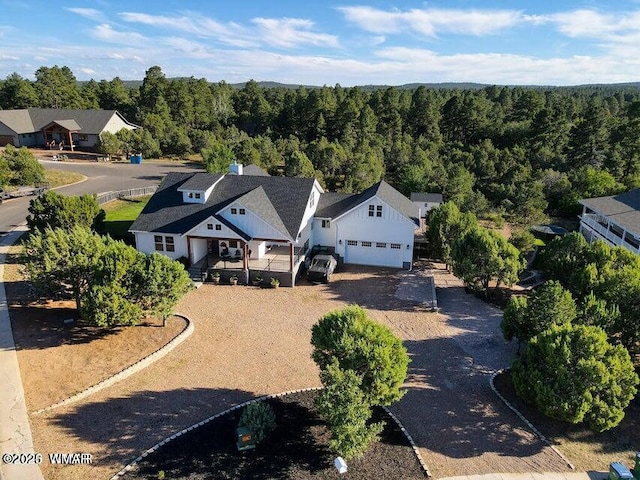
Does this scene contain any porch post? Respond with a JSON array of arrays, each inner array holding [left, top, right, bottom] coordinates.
[[289, 243, 294, 272], [186, 236, 192, 264], [68, 131, 74, 151]]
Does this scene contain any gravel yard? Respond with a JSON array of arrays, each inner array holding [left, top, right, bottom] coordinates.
[[26, 264, 569, 479]]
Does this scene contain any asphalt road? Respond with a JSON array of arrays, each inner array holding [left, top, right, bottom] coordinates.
[[0, 160, 200, 235]]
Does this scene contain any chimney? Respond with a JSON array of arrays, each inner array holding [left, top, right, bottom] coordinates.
[[228, 160, 243, 175]]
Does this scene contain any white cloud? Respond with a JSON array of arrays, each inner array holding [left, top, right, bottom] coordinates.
[[66, 7, 107, 23], [338, 6, 530, 37], [91, 24, 149, 47], [252, 17, 340, 49], [80, 67, 96, 75], [119, 11, 257, 48]]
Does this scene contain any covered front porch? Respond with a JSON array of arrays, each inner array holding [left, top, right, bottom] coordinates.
[[186, 236, 307, 287]]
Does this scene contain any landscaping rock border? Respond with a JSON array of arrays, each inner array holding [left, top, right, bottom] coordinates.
[[110, 386, 432, 479], [31, 314, 193, 416], [489, 370, 575, 470]]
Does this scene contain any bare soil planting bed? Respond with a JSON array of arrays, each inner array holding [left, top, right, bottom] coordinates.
[[130, 389, 426, 480], [494, 370, 640, 472]]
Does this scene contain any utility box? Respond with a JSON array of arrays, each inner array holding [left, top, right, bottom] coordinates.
[[236, 426, 256, 451], [609, 462, 634, 480], [130, 154, 142, 164]]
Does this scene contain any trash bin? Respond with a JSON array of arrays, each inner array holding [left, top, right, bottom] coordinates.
[[130, 154, 142, 164], [609, 462, 634, 480]]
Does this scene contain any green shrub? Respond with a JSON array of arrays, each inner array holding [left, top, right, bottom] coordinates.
[[239, 402, 276, 443]]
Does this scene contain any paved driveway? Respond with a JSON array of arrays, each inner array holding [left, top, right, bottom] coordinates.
[[27, 265, 569, 480]]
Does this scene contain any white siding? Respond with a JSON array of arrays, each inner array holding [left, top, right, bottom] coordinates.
[[134, 232, 188, 260], [312, 218, 336, 247], [185, 216, 246, 240], [220, 202, 289, 241], [334, 197, 415, 268], [191, 238, 208, 263], [103, 113, 136, 134]]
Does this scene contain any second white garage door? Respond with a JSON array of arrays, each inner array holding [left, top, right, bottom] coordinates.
[[344, 240, 404, 268]]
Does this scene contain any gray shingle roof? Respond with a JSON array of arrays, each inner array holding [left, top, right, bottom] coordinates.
[[130, 172, 316, 241], [44, 119, 82, 131], [243, 164, 270, 176], [178, 173, 224, 191], [410, 192, 443, 203], [317, 181, 419, 226], [0, 108, 137, 134], [580, 188, 640, 236]]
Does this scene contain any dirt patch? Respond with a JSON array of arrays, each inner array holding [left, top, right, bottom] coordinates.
[[494, 370, 640, 471], [130, 390, 426, 480]]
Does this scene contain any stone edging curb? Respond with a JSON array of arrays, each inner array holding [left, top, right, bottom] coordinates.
[[489, 369, 575, 470], [110, 386, 432, 479], [31, 314, 193, 416], [382, 406, 432, 477]]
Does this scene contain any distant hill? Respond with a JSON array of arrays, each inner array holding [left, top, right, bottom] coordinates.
[[79, 78, 640, 92]]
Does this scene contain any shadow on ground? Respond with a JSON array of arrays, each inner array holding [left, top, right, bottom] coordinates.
[[48, 387, 256, 468]]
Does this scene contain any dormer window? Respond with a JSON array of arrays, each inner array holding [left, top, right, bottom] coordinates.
[[195, 193, 201, 199], [188, 192, 194, 199], [231, 208, 237, 214]]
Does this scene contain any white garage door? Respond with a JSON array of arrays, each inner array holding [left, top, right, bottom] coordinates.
[[344, 240, 404, 268]]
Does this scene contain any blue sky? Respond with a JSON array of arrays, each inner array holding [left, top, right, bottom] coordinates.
[[1, 0, 639, 86]]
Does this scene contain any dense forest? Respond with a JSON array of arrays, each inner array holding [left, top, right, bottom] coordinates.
[[2, 65, 640, 225]]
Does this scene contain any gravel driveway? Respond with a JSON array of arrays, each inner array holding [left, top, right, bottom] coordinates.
[[29, 265, 569, 480]]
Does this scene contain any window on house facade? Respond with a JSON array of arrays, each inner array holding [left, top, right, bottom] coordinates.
[[239, 208, 246, 215], [376, 242, 387, 248], [362, 241, 372, 247], [231, 208, 237, 214], [376, 205, 382, 217], [625, 233, 640, 250], [368, 204, 383, 217], [215, 224, 222, 231], [188, 192, 194, 199], [368, 205, 375, 217], [207, 224, 213, 230], [391, 243, 401, 249], [154, 235, 163, 251], [229, 240, 238, 248], [165, 236, 175, 252], [322, 220, 330, 228], [195, 193, 201, 199], [610, 224, 624, 238], [347, 240, 357, 246]]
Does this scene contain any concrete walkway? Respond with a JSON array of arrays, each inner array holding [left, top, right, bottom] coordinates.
[[0, 226, 43, 480]]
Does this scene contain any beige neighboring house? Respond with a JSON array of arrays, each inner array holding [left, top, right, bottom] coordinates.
[[579, 188, 640, 256], [0, 108, 138, 151]]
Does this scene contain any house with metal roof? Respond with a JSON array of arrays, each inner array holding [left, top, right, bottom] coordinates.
[[129, 163, 419, 286], [579, 188, 640, 255], [0, 108, 137, 151]]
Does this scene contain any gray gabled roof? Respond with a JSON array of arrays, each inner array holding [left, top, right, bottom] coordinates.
[[580, 188, 640, 236], [44, 119, 81, 131], [0, 108, 137, 134], [318, 180, 419, 226], [0, 109, 34, 134], [130, 172, 316, 241], [178, 173, 224, 191], [243, 164, 270, 176], [410, 192, 443, 203]]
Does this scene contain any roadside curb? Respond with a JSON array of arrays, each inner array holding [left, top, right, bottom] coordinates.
[[110, 386, 432, 479], [489, 370, 575, 470], [31, 314, 193, 416]]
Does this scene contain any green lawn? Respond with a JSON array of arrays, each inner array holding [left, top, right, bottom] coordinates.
[[102, 196, 151, 240]]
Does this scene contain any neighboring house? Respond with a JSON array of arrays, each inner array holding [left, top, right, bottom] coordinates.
[[130, 163, 419, 286], [0, 108, 137, 150], [579, 188, 640, 256], [410, 192, 443, 219]]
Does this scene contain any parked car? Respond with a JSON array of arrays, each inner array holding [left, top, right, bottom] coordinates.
[[306, 254, 337, 283]]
